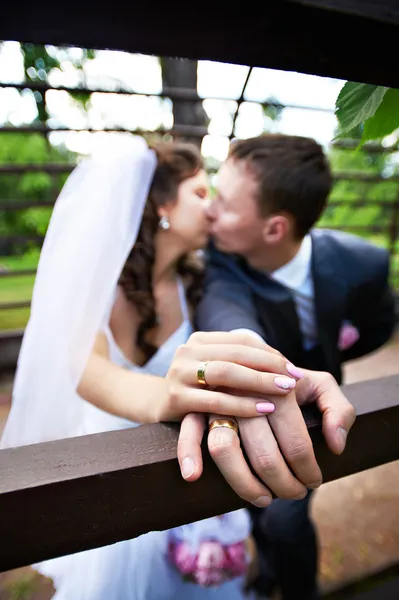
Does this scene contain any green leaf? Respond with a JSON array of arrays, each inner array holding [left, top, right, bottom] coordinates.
[[335, 82, 388, 135], [263, 96, 284, 121], [362, 88, 399, 143]]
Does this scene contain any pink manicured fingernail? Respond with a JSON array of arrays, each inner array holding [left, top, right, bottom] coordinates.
[[256, 402, 275, 414], [274, 376, 296, 390], [286, 363, 305, 379]]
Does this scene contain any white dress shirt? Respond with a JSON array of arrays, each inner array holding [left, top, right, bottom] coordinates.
[[233, 235, 318, 350], [270, 234, 318, 350]]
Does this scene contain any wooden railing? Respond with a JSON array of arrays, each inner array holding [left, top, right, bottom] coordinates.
[[1, 374, 398, 573]]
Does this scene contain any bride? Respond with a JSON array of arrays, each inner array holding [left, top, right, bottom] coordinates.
[[1, 136, 298, 599]]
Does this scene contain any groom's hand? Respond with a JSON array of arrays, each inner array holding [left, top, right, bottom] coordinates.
[[178, 391, 319, 506], [177, 371, 355, 506]]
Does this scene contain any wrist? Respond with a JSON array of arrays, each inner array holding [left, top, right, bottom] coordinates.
[[113, 372, 169, 424], [144, 376, 171, 423]]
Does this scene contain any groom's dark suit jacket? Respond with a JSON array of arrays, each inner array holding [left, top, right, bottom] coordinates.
[[197, 229, 396, 384]]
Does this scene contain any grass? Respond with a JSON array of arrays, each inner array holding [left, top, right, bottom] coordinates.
[[0, 253, 38, 330], [0, 277, 33, 330], [1, 232, 399, 332]]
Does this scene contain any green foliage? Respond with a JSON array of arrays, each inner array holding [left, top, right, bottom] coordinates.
[[335, 82, 399, 145], [21, 43, 96, 121], [321, 143, 399, 262], [0, 133, 76, 252], [22, 43, 60, 81], [362, 88, 399, 143], [335, 83, 387, 136], [21, 43, 60, 122], [329, 86, 399, 280]]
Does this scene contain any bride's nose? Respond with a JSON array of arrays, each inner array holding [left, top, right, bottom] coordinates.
[[205, 198, 216, 220]]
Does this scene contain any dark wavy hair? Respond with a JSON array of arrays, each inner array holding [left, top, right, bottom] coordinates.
[[118, 140, 205, 362]]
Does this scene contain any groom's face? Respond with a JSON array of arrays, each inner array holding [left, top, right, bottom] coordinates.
[[207, 159, 266, 257]]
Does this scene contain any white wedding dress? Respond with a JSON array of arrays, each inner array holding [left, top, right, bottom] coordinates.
[[36, 280, 254, 600], [1, 137, 254, 600]]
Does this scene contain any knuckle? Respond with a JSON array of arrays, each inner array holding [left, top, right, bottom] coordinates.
[[208, 428, 239, 458], [268, 346, 284, 358], [253, 451, 278, 474], [345, 404, 356, 426], [174, 343, 190, 359], [320, 371, 334, 385], [285, 439, 313, 461], [230, 346, 244, 363], [167, 361, 183, 382], [188, 331, 204, 345], [270, 354, 286, 373], [231, 331, 256, 346], [241, 332, 255, 346], [177, 436, 189, 453], [212, 361, 232, 385], [168, 382, 182, 409], [203, 392, 222, 414], [254, 371, 265, 391], [180, 412, 196, 429]]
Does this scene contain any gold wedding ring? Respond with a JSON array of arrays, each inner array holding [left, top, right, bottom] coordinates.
[[209, 419, 239, 435], [197, 361, 209, 385]]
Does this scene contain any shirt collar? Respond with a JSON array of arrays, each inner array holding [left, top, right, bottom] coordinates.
[[270, 234, 312, 291]]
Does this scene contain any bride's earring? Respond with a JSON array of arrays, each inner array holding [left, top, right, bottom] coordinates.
[[159, 215, 170, 231]]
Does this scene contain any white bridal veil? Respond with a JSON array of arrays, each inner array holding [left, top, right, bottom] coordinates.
[[1, 135, 157, 448]]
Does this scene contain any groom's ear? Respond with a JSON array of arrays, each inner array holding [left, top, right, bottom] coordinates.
[[262, 214, 290, 244]]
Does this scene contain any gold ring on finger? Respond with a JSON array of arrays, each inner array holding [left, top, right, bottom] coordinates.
[[208, 419, 238, 435], [197, 361, 209, 385]]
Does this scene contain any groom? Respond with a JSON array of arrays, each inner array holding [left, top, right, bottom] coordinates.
[[196, 134, 396, 599]]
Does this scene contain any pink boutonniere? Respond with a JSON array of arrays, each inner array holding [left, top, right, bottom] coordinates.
[[338, 322, 360, 351]]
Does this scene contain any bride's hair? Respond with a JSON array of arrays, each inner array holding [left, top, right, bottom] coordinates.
[[118, 140, 204, 362]]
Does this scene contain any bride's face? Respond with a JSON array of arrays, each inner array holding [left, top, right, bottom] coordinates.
[[164, 169, 211, 251]]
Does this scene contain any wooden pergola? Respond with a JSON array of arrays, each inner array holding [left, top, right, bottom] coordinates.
[[2, 2, 399, 88]]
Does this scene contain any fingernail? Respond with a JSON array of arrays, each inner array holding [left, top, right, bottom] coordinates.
[[181, 457, 195, 479], [256, 402, 276, 414], [338, 427, 347, 453], [294, 491, 308, 500], [274, 376, 296, 390], [308, 480, 322, 489], [286, 363, 305, 379], [253, 496, 272, 508]]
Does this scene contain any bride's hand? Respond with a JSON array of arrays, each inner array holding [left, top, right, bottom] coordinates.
[[156, 331, 298, 422]]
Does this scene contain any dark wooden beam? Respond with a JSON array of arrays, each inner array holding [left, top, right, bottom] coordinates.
[[1, 2, 399, 87], [292, 0, 399, 25], [0, 331, 23, 375], [0, 374, 399, 572]]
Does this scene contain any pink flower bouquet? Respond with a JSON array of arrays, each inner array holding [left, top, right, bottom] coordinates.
[[167, 538, 248, 588]]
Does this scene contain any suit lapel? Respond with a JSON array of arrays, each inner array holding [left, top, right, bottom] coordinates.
[[210, 236, 349, 370], [243, 262, 304, 359], [311, 230, 348, 373]]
